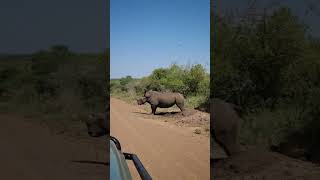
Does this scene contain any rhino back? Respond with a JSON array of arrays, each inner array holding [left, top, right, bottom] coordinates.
[[156, 93, 177, 107], [145, 91, 185, 108], [174, 93, 185, 103], [211, 98, 241, 155], [211, 99, 239, 132]]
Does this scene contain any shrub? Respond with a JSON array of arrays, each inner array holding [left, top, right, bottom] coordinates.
[[111, 63, 210, 109]]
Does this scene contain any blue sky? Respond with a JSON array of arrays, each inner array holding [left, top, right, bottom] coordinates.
[[0, 0, 107, 54], [110, 0, 210, 79]]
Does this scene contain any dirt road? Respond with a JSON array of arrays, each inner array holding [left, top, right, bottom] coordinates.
[[110, 97, 210, 180], [0, 114, 108, 180], [213, 147, 320, 179]]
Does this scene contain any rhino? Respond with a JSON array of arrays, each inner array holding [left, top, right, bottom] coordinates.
[[211, 98, 242, 159], [85, 105, 109, 137], [137, 90, 185, 115]]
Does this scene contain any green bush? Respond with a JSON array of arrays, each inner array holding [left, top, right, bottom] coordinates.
[[212, 7, 320, 161], [0, 46, 107, 132], [111, 63, 210, 109]]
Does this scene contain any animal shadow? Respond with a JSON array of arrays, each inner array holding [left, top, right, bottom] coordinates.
[[132, 112, 150, 115], [71, 160, 109, 166], [133, 111, 181, 116], [155, 111, 180, 116]]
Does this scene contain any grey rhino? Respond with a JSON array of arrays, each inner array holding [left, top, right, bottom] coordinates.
[[211, 98, 241, 157], [137, 90, 185, 115], [85, 105, 109, 137]]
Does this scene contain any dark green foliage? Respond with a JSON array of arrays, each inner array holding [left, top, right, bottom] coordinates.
[[119, 76, 133, 91], [184, 64, 207, 95], [0, 46, 107, 132], [111, 63, 210, 110], [50, 45, 73, 56], [212, 7, 320, 162]]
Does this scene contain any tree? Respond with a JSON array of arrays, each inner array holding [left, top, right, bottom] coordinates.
[[119, 76, 133, 91], [50, 45, 71, 56], [184, 64, 206, 95]]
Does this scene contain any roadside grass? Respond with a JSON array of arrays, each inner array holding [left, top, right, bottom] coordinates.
[[0, 50, 106, 136], [240, 105, 307, 148], [185, 95, 208, 109], [111, 91, 140, 104]]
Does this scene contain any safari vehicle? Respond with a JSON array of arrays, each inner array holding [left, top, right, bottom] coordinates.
[[110, 136, 152, 180]]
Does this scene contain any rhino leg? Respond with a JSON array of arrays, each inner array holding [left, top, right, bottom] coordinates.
[[175, 95, 185, 112], [176, 102, 185, 112], [212, 131, 232, 156], [151, 105, 157, 115], [214, 126, 239, 156]]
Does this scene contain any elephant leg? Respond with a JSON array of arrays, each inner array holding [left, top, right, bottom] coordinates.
[[151, 105, 157, 115]]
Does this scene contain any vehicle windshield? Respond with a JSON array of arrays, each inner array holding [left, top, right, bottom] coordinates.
[[110, 140, 132, 180]]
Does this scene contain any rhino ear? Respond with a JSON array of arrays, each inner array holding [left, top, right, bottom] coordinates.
[[144, 89, 148, 96]]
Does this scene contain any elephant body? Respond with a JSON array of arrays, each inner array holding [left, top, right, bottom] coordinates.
[[211, 98, 241, 157], [137, 90, 185, 115]]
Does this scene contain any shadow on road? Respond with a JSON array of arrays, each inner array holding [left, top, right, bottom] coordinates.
[[132, 112, 151, 115], [132, 111, 181, 116], [71, 160, 109, 166]]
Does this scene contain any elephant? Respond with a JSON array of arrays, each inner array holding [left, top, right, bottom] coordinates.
[[137, 90, 185, 115], [211, 98, 241, 158], [85, 105, 109, 137]]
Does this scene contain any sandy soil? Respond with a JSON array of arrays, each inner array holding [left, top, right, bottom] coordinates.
[[137, 105, 210, 137], [212, 145, 320, 179], [110, 97, 210, 180], [3, 97, 319, 180], [0, 114, 108, 180]]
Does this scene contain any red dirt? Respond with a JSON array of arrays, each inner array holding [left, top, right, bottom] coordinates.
[[0, 114, 108, 180], [212, 146, 320, 180], [110, 97, 210, 180]]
